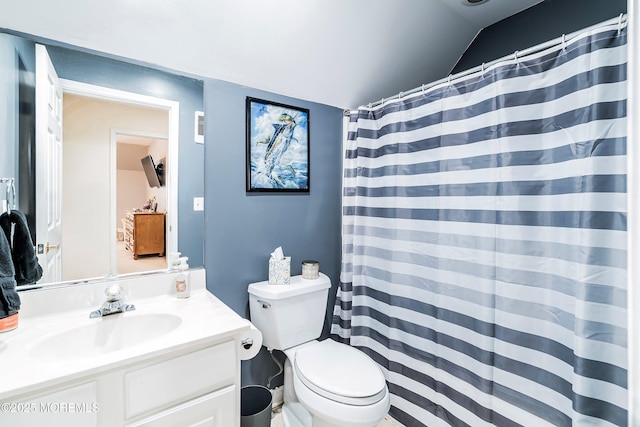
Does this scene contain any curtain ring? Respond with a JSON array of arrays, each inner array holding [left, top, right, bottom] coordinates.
[[561, 34, 566, 51], [422, 84, 426, 96], [618, 13, 624, 34], [514, 50, 519, 65], [481, 62, 485, 77], [398, 91, 402, 100], [447, 75, 452, 87]]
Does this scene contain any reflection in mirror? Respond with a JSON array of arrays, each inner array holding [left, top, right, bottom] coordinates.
[[0, 33, 35, 239], [117, 134, 168, 275], [62, 93, 170, 282], [0, 31, 205, 291]]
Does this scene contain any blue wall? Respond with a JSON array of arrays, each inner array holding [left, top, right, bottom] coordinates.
[[203, 79, 344, 385]]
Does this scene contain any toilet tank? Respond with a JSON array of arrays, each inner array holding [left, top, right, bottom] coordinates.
[[248, 273, 331, 350]]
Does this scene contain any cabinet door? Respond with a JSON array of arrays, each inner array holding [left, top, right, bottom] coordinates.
[[0, 382, 98, 427], [125, 386, 236, 427]]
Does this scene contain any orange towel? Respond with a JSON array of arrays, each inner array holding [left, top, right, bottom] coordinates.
[[0, 312, 18, 333]]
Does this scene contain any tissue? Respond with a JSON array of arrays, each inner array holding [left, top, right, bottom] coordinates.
[[268, 246, 290, 285], [237, 323, 263, 360], [271, 246, 284, 260]]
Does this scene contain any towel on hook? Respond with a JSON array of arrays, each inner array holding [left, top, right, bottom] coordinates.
[[0, 210, 43, 286], [0, 229, 19, 318]]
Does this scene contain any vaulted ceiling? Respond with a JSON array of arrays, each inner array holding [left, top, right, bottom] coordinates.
[[0, 0, 543, 108]]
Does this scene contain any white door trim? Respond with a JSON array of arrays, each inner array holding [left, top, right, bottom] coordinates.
[[60, 79, 179, 273]]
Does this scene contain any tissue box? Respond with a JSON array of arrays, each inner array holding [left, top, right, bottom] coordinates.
[[269, 256, 291, 285]]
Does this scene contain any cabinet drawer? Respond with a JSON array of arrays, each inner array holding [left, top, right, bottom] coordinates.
[[124, 341, 236, 419], [125, 385, 236, 427]]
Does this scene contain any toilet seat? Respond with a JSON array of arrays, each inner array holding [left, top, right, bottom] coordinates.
[[293, 339, 387, 406]]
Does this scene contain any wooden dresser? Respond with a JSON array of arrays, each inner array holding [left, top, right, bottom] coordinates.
[[125, 211, 165, 259]]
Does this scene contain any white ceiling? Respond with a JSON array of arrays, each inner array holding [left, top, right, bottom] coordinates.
[[0, 0, 543, 109]]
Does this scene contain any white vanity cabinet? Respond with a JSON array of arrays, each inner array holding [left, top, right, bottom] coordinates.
[[0, 340, 239, 427], [0, 270, 253, 427]]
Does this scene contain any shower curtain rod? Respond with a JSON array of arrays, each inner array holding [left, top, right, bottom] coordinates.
[[353, 13, 627, 113]]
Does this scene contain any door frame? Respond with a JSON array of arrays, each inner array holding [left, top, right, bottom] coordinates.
[[110, 128, 169, 274], [60, 79, 179, 273]]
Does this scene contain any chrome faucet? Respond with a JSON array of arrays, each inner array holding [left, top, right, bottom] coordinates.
[[89, 283, 136, 318]]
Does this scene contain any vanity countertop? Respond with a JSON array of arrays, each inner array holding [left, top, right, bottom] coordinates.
[[0, 269, 251, 401]]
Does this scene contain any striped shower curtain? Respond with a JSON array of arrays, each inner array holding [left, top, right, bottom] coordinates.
[[331, 21, 627, 427]]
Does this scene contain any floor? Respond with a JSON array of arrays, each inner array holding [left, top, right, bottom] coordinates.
[[115, 239, 167, 275], [270, 406, 403, 427]]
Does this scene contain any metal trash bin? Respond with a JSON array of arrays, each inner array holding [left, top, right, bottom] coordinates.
[[241, 385, 272, 427]]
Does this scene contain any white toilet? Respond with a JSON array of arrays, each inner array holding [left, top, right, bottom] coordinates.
[[248, 273, 390, 427]]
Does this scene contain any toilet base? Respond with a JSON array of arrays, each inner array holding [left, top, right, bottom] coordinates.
[[282, 393, 365, 427], [281, 402, 309, 427], [282, 359, 312, 427], [281, 353, 388, 427], [282, 359, 343, 427], [282, 396, 384, 427]]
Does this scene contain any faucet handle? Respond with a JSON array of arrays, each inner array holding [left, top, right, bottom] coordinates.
[[105, 284, 123, 302]]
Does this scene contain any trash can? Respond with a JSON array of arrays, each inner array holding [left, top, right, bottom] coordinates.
[[241, 385, 272, 427]]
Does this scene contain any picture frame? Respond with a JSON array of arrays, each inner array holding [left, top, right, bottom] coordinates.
[[246, 97, 310, 192]]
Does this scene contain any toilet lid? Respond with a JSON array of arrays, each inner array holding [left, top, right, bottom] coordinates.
[[294, 340, 387, 406]]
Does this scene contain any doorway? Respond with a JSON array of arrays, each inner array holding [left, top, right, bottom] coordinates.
[[60, 83, 178, 282], [114, 131, 168, 275]]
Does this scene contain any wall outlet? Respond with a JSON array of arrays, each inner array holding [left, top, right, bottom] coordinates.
[[193, 197, 204, 211]]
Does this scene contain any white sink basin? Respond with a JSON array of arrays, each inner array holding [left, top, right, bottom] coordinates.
[[30, 313, 182, 360]]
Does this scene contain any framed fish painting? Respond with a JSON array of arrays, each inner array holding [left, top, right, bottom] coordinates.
[[246, 97, 310, 192]]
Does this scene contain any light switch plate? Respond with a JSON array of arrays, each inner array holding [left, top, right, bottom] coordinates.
[[193, 197, 204, 211]]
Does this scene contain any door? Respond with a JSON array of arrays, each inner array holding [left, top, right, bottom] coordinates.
[[35, 44, 63, 283]]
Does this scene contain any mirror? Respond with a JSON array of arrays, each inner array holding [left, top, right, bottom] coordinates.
[[0, 31, 205, 290]]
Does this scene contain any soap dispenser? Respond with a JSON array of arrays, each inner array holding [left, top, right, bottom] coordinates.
[[175, 257, 190, 298]]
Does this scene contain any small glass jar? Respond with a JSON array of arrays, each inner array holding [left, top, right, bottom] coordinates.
[[301, 260, 319, 280]]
